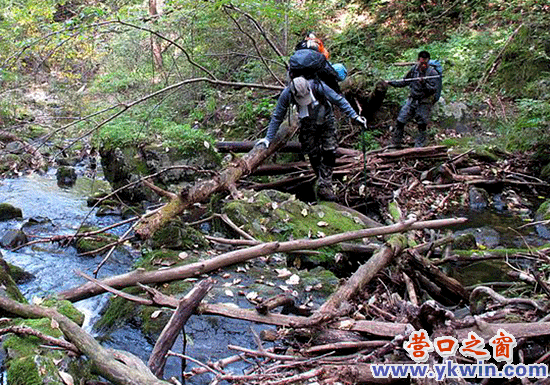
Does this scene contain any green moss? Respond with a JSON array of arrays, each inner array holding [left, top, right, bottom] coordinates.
[[7, 356, 42, 385], [149, 220, 208, 250], [94, 287, 141, 331], [75, 226, 118, 254], [453, 233, 477, 250], [136, 249, 200, 270], [0, 203, 23, 221], [388, 201, 401, 222], [223, 190, 365, 243], [300, 267, 339, 296], [43, 298, 85, 326], [0, 263, 27, 304], [536, 200, 550, 220]]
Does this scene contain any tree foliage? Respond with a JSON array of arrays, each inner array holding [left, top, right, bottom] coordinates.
[[0, 0, 549, 152]]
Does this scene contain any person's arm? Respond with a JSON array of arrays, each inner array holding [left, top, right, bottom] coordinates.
[[388, 66, 415, 88], [264, 88, 292, 143], [320, 81, 366, 127]]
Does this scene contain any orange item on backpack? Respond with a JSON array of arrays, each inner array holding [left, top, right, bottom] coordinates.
[[306, 35, 330, 59]]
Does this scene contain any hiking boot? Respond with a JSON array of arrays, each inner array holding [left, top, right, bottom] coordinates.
[[390, 123, 404, 149], [317, 184, 337, 201], [415, 125, 427, 148]]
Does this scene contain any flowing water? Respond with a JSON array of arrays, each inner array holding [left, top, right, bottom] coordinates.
[[0, 170, 268, 384]]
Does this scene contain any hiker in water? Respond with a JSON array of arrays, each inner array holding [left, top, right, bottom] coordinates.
[[256, 76, 367, 202], [386, 50, 439, 148]]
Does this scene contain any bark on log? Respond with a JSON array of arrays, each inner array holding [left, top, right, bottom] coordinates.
[[294, 234, 409, 327], [135, 119, 298, 240], [59, 218, 466, 302], [408, 249, 469, 305], [0, 296, 170, 385], [148, 278, 213, 377]]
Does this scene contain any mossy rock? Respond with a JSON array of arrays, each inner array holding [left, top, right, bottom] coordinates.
[[3, 316, 92, 385], [536, 199, 550, 221], [97, 249, 197, 338], [223, 190, 367, 269], [149, 219, 208, 250], [453, 233, 477, 250], [223, 190, 366, 242], [6, 262, 34, 284], [135, 248, 201, 272], [75, 226, 119, 254], [0, 257, 27, 306], [43, 298, 85, 326], [0, 203, 23, 221]]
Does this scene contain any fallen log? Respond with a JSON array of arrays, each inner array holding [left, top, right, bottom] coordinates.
[[148, 277, 214, 378], [135, 119, 298, 240], [293, 233, 409, 327], [407, 249, 469, 305], [0, 296, 170, 385], [59, 218, 467, 302]]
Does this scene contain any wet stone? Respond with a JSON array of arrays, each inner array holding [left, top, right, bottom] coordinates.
[[0, 203, 23, 221], [0, 230, 27, 249]]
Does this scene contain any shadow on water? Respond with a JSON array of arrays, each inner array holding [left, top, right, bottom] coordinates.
[[0, 171, 272, 384]]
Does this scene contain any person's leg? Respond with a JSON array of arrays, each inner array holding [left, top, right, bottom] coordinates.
[[415, 123, 427, 147], [316, 115, 337, 201], [298, 119, 320, 175], [415, 103, 433, 147], [392, 99, 414, 148], [392, 120, 405, 148]]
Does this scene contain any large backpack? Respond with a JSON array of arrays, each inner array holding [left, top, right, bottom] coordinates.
[[429, 59, 443, 102], [289, 49, 341, 94]]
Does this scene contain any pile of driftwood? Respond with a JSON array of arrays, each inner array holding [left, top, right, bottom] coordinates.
[[3, 123, 550, 385]]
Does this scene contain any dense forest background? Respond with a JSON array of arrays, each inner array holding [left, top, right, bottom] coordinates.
[[1, 0, 549, 173]]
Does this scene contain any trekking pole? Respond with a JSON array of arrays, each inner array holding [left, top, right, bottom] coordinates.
[[361, 122, 368, 202], [386, 75, 441, 83]]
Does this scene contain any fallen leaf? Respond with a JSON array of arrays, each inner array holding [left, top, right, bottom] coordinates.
[[275, 268, 292, 278], [151, 310, 163, 319], [271, 202, 278, 210], [246, 291, 258, 301], [225, 289, 234, 297], [301, 208, 308, 217], [285, 274, 300, 285], [338, 320, 354, 330], [317, 221, 328, 227], [204, 140, 210, 149], [178, 252, 189, 260], [51, 319, 59, 329], [59, 371, 74, 385]]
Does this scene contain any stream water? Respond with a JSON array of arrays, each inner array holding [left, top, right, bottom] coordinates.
[[0, 170, 268, 384]]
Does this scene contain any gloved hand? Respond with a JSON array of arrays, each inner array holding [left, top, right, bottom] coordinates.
[[255, 138, 270, 148], [355, 116, 367, 129]]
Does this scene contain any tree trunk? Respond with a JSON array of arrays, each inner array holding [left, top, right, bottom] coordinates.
[[60, 218, 466, 302], [148, 278, 213, 377], [134, 120, 298, 240], [0, 296, 170, 385], [294, 234, 408, 327]]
